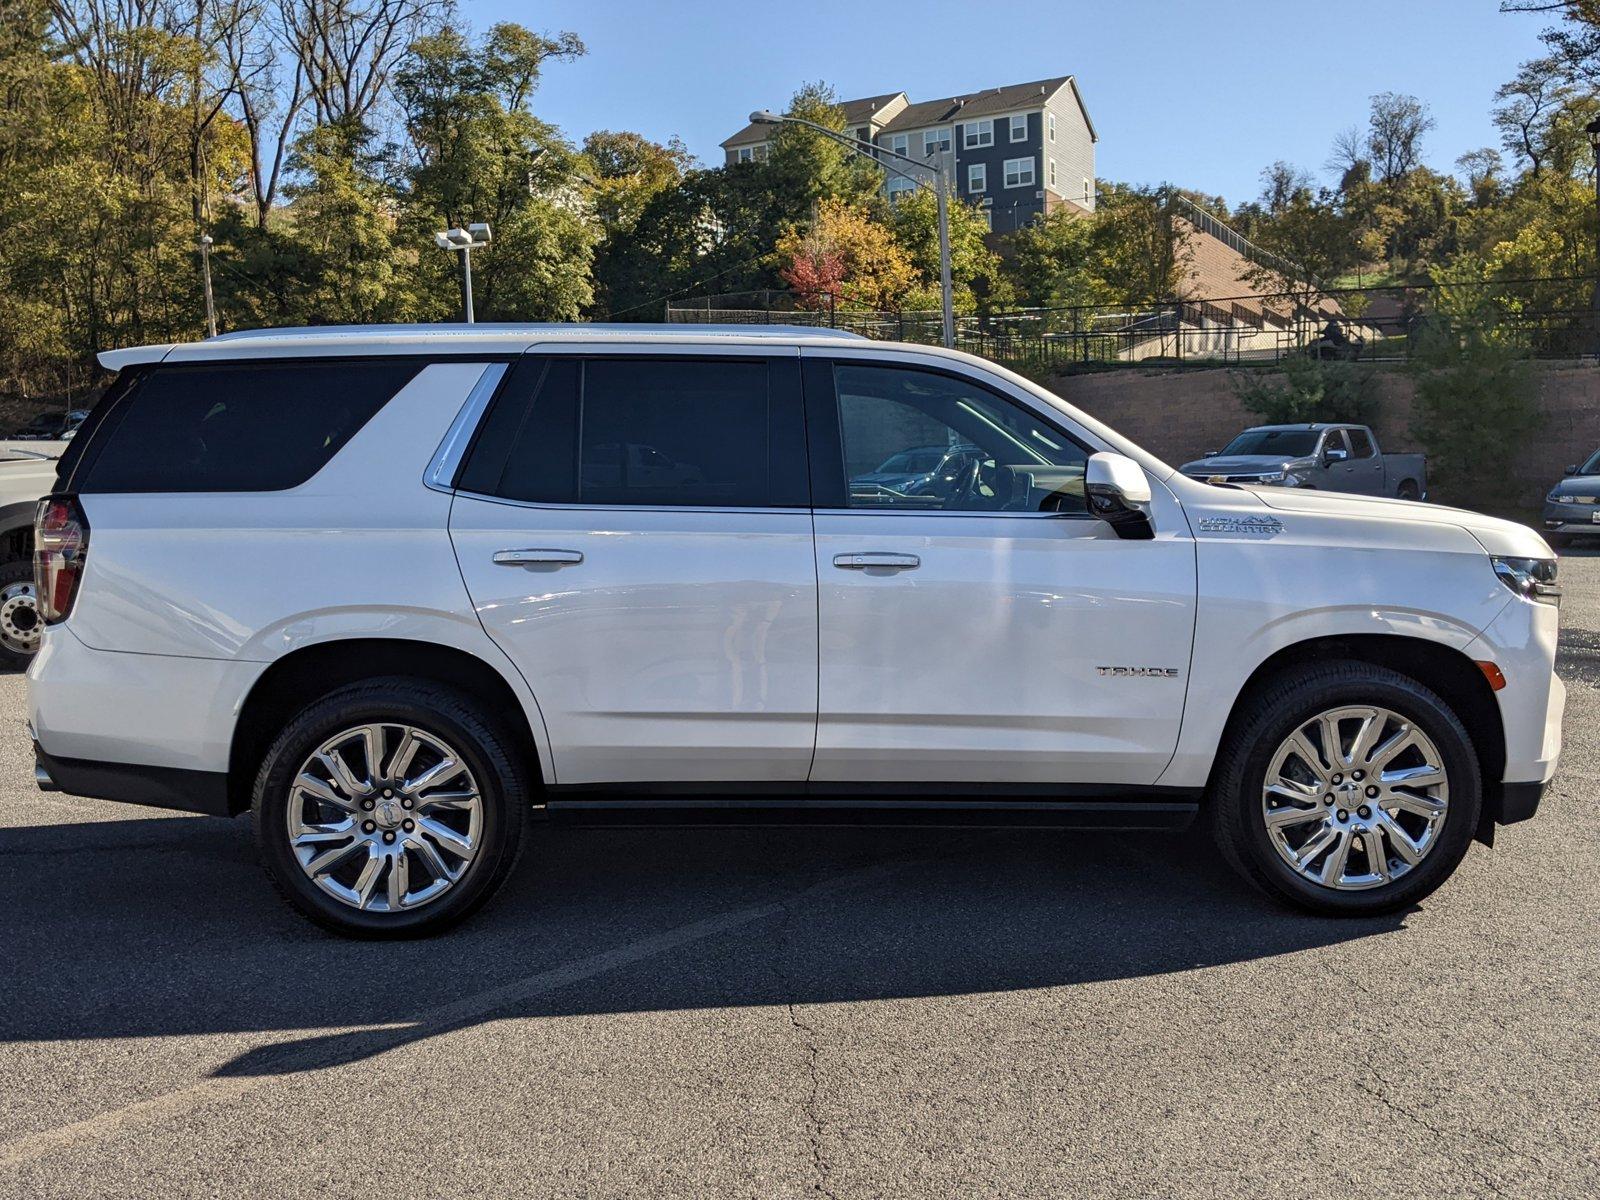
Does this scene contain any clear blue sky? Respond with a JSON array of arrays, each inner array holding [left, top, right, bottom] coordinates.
[[466, 0, 1554, 205]]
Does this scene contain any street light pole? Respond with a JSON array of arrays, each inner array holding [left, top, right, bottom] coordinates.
[[198, 234, 217, 338], [749, 110, 955, 349], [432, 224, 494, 323]]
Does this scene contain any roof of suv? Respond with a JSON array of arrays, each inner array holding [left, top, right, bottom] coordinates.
[[99, 323, 870, 370]]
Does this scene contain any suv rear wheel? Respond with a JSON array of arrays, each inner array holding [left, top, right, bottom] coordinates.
[[1208, 662, 1481, 916], [251, 678, 528, 937]]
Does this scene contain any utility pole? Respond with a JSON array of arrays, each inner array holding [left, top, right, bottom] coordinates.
[[198, 234, 217, 338]]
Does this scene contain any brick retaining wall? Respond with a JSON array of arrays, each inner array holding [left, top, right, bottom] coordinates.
[[1046, 363, 1600, 507]]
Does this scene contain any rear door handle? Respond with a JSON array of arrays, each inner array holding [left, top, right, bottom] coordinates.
[[493, 548, 584, 567], [833, 552, 920, 571]]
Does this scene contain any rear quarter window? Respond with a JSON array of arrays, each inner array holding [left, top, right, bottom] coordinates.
[[72, 359, 422, 493]]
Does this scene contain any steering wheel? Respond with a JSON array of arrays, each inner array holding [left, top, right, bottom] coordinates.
[[945, 457, 1011, 510]]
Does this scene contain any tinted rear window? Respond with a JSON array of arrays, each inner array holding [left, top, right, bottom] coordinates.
[[74, 360, 422, 493]]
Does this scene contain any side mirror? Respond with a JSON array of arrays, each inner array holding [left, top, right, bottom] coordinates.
[[1085, 452, 1154, 540], [1323, 447, 1349, 465], [1204, 448, 1219, 457], [1566, 464, 1579, 476]]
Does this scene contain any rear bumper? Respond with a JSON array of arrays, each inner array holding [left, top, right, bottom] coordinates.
[[33, 740, 232, 816]]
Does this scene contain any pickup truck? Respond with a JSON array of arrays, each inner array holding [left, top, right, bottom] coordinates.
[[1180, 423, 1427, 501]]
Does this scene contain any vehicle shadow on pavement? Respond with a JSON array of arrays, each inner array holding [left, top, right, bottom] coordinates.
[[0, 812, 1406, 1077]]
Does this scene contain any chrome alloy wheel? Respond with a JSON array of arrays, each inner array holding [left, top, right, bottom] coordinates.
[[0, 577, 40, 657], [1261, 705, 1450, 891], [286, 723, 484, 913]]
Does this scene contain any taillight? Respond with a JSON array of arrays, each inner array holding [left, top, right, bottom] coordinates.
[[34, 495, 89, 624]]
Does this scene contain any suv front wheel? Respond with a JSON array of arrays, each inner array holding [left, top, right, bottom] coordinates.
[[252, 678, 528, 937], [1209, 662, 1481, 915]]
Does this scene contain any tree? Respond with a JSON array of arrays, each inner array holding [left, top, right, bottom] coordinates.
[[775, 199, 916, 311], [393, 22, 594, 321], [762, 81, 880, 219], [1366, 92, 1435, 182], [1456, 148, 1506, 206], [1259, 160, 1313, 214], [886, 189, 1006, 311], [1493, 57, 1573, 176]]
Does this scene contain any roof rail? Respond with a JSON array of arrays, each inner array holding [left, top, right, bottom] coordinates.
[[206, 322, 868, 342]]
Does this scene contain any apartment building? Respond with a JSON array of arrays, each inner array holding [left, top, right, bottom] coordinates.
[[720, 76, 1096, 233]]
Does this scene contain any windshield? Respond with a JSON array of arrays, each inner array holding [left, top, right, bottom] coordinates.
[[1581, 448, 1600, 475], [1219, 429, 1322, 457]]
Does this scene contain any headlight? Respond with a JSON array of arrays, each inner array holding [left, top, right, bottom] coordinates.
[[1491, 556, 1560, 605], [1546, 490, 1562, 503]]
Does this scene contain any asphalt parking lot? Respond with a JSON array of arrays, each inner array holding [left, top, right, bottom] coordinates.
[[1, 557, 1597, 1199]]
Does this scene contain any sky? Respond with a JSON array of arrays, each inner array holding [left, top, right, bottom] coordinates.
[[465, 0, 1558, 206]]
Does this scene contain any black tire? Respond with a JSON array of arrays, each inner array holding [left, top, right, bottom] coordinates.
[[0, 559, 41, 668], [1396, 479, 1420, 501], [251, 678, 529, 938], [1207, 661, 1481, 916]]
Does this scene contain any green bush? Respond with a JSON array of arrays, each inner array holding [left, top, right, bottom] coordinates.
[[1408, 311, 1540, 509], [1232, 357, 1381, 425]]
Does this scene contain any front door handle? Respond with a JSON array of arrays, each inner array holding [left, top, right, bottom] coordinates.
[[833, 552, 920, 571], [493, 548, 584, 567]]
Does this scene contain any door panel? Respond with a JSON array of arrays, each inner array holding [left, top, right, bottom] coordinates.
[[805, 356, 1197, 786], [452, 499, 818, 783], [449, 352, 818, 784]]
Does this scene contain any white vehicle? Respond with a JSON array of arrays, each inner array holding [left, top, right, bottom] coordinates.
[[0, 440, 72, 664], [29, 326, 1564, 936]]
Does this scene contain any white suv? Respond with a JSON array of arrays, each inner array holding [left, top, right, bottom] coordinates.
[[29, 326, 1564, 936]]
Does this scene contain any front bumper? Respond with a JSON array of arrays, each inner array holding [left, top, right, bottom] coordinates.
[[1542, 499, 1600, 535]]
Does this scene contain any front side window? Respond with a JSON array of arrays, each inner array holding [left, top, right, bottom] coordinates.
[[459, 357, 806, 509], [74, 359, 421, 493], [1009, 114, 1027, 142], [1004, 157, 1035, 188], [968, 163, 986, 193], [963, 119, 993, 149], [832, 364, 1088, 513]]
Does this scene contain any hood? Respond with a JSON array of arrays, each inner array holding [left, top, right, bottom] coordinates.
[[1252, 486, 1550, 558], [1547, 473, 1600, 499], [1180, 454, 1296, 474]]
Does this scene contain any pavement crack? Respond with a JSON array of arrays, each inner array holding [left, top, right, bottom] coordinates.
[[777, 901, 837, 1200]]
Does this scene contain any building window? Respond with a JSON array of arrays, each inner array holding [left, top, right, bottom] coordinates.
[[754, 144, 768, 162], [1048, 111, 1056, 142], [967, 163, 986, 193], [1048, 158, 1057, 187], [1003, 157, 1035, 188], [923, 128, 951, 155], [1084, 178, 1092, 203], [888, 133, 908, 156], [886, 177, 915, 203], [736, 147, 753, 163], [1009, 114, 1027, 142], [963, 119, 993, 149], [979, 208, 992, 231]]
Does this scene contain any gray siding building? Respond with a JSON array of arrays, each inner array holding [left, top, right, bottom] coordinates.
[[720, 76, 1097, 233]]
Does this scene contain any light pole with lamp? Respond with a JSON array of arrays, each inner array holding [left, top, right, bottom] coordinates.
[[197, 234, 217, 338], [748, 109, 955, 349], [433, 223, 493, 323]]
